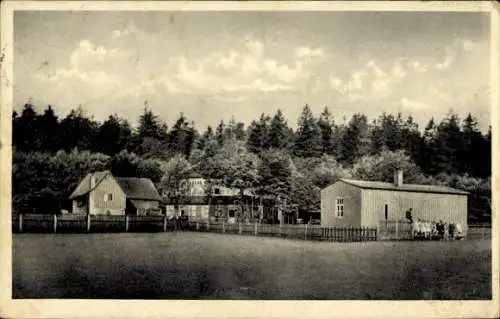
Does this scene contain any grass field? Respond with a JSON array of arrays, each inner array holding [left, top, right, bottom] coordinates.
[[12, 233, 491, 300]]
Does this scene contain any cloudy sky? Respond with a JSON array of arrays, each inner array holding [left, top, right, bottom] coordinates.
[[14, 11, 491, 131]]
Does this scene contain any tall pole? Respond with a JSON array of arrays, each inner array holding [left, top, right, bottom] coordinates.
[[19, 213, 23, 233]]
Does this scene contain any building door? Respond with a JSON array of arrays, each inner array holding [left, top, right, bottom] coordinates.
[[384, 204, 388, 221]]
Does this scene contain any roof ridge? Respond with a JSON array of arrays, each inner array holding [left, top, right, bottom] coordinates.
[[338, 178, 468, 195]]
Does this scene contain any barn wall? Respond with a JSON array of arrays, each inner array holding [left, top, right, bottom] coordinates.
[[165, 205, 178, 218], [131, 200, 160, 215], [321, 182, 362, 227], [361, 189, 468, 230], [179, 205, 210, 221], [90, 176, 126, 215], [72, 197, 88, 215]]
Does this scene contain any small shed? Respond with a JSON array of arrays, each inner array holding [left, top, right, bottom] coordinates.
[[69, 170, 162, 215], [321, 170, 469, 229]]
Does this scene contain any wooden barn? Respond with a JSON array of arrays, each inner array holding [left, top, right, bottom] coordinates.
[[69, 170, 162, 216], [321, 170, 469, 230]]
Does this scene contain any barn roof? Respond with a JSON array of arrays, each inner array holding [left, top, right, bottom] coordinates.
[[338, 178, 469, 195], [69, 171, 110, 199], [115, 177, 162, 201], [69, 171, 162, 201]]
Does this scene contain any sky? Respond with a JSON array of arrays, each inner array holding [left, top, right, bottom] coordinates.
[[14, 11, 491, 131]]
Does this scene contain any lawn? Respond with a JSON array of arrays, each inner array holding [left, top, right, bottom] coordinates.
[[12, 232, 491, 300]]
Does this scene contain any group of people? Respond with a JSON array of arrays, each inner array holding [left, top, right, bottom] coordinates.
[[406, 208, 464, 240]]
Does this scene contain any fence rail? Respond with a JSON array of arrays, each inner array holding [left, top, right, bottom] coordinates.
[[12, 214, 377, 242], [12, 214, 488, 242]]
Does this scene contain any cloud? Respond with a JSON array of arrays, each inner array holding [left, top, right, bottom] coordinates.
[[295, 46, 324, 59], [435, 38, 479, 71], [400, 97, 430, 111], [111, 29, 130, 39], [330, 59, 408, 100], [162, 37, 324, 95]]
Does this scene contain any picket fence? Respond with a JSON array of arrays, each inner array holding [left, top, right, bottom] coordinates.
[[12, 214, 378, 242]]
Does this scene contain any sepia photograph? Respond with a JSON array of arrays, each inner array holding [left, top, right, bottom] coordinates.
[[1, 1, 498, 318]]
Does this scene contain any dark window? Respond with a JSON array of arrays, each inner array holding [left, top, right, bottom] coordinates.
[[384, 204, 388, 220], [229, 210, 235, 218], [213, 188, 220, 195]]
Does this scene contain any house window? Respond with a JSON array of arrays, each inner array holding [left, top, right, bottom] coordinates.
[[384, 204, 388, 220], [335, 198, 344, 217], [213, 188, 220, 195], [104, 193, 113, 202]]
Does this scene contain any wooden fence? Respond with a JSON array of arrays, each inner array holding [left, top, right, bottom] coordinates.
[[467, 224, 492, 240], [12, 214, 178, 234], [12, 214, 377, 242], [14, 214, 486, 242], [184, 220, 377, 242], [377, 220, 491, 240], [377, 220, 413, 240]]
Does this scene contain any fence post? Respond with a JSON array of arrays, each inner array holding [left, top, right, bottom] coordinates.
[[376, 222, 380, 240], [53, 214, 57, 233], [395, 221, 399, 239], [222, 220, 225, 233], [239, 222, 242, 235], [19, 213, 23, 233], [305, 223, 308, 240], [207, 219, 210, 231], [87, 214, 91, 232], [125, 215, 129, 232], [254, 222, 258, 236], [163, 215, 167, 232], [196, 220, 200, 231]]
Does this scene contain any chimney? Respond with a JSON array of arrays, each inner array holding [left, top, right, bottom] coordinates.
[[90, 173, 96, 189], [394, 169, 403, 187]]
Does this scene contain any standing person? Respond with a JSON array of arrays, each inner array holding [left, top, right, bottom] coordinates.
[[405, 208, 413, 224], [448, 223, 456, 240], [437, 220, 445, 240]]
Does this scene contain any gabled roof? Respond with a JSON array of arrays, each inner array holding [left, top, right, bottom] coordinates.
[[338, 178, 469, 196], [69, 171, 110, 199], [69, 171, 162, 201], [115, 177, 162, 201]]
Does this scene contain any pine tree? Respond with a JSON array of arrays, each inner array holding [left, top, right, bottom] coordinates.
[[339, 113, 369, 164], [60, 106, 100, 152], [215, 120, 226, 147], [268, 109, 290, 149], [37, 105, 61, 153], [13, 103, 40, 152], [197, 126, 215, 150], [294, 105, 322, 157], [224, 115, 237, 142], [246, 113, 271, 153], [434, 111, 463, 174], [234, 122, 246, 141], [401, 115, 422, 165], [317, 107, 336, 155], [169, 113, 196, 157], [420, 118, 438, 174], [96, 114, 132, 155], [138, 107, 163, 140], [461, 113, 485, 176], [257, 149, 292, 201]]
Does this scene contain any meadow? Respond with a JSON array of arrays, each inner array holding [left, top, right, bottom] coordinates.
[[12, 232, 491, 300]]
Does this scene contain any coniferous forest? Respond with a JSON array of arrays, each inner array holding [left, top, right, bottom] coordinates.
[[12, 103, 492, 223]]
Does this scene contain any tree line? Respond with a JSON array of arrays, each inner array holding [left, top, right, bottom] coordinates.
[[12, 103, 492, 223]]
